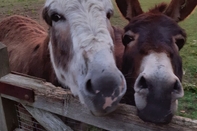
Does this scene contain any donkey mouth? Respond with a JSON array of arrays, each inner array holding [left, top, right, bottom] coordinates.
[[139, 114, 173, 124], [137, 106, 174, 124], [83, 92, 123, 116], [90, 99, 120, 117]]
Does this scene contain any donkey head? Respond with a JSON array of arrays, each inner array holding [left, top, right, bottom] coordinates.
[[116, 0, 196, 123], [42, 0, 127, 116]]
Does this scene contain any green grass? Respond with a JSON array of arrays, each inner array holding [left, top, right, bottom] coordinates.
[[0, 0, 41, 7], [111, 0, 197, 119], [177, 91, 197, 119], [0, 0, 44, 17]]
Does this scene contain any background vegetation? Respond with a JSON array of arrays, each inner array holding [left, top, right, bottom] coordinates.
[[0, 0, 196, 119]]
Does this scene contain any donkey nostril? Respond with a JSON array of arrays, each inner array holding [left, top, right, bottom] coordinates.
[[86, 79, 95, 94], [172, 79, 183, 98], [139, 76, 148, 89], [173, 80, 181, 93]]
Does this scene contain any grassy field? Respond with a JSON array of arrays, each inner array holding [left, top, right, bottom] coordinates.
[[0, 0, 46, 27], [0, 0, 196, 120]]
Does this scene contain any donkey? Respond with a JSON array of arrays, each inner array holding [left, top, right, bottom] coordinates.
[[115, 0, 197, 124], [0, 0, 127, 116]]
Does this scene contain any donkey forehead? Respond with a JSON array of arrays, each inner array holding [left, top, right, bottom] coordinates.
[[126, 14, 185, 36], [45, 0, 113, 13]]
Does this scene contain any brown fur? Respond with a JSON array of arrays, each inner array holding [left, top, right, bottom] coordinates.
[[165, 0, 197, 21], [149, 3, 168, 13], [115, 0, 143, 20], [50, 26, 73, 71], [115, 0, 196, 124], [0, 15, 58, 86], [113, 26, 124, 70]]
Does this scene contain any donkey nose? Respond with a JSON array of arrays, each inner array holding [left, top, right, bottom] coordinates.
[[85, 74, 125, 96], [136, 76, 148, 91], [135, 74, 184, 99], [134, 73, 184, 124], [83, 70, 126, 116], [85, 79, 95, 95], [172, 79, 184, 99]]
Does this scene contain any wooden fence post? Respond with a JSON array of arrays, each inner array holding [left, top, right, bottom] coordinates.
[[0, 42, 11, 131], [0, 43, 10, 78], [0, 96, 8, 131]]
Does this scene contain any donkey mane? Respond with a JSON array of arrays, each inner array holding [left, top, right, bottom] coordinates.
[[148, 3, 168, 13]]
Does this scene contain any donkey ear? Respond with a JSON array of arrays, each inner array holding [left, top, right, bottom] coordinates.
[[42, 7, 52, 26], [115, 0, 143, 21], [165, 0, 197, 22]]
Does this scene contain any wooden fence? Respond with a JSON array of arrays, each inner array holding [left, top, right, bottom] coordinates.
[[0, 42, 197, 131]]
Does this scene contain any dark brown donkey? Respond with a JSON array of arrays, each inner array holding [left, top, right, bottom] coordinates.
[[115, 0, 197, 124]]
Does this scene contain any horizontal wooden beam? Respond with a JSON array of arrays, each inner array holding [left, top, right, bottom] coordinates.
[[0, 82, 34, 102], [0, 73, 197, 131]]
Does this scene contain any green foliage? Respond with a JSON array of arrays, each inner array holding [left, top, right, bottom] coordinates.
[[178, 91, 197, 119], [178, 9, 197, 119], [0, 0, 43, 16]]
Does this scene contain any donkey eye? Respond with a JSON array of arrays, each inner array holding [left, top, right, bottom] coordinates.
[[107, 12, 111, 19], [106, 10, 113, 19], [51, 13, 64, 22], [122, 35, 135, 46]]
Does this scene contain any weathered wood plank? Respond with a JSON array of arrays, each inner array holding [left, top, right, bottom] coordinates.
[[0, 43, 10, 131], [0, 82, 34, 102], [0, 43, 10, 78], [0, 73, 197, 131], [24, 105, 73, 131]]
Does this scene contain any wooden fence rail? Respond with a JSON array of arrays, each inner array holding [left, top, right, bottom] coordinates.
[[0, 42, 197, 131]]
